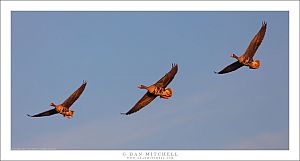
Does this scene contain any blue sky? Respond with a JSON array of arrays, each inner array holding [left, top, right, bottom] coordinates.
[[11, 11, 288, 150]]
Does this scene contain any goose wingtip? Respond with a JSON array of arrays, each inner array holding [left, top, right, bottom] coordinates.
[[171, 63, 178, 67], [262, 21, 267, 26]]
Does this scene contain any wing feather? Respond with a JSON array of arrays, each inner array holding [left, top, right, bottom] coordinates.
[[240, 21, 267, 60], [122, 92, 157, 115], [27, 109, 58, 117], [61, 81, 87, 108], [154, 63, 178, 88], [215, 61, 244, 74]]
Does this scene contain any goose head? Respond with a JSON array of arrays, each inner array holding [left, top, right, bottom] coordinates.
[[137, 85, 148, 89], [230, 53, 239, 60], [50, 102, 56, 107], [249, 59, 261, 69]]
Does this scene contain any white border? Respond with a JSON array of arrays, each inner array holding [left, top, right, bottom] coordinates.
[[1, 1, 299, 160]]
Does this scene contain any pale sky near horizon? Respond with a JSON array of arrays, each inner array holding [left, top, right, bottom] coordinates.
[[11, 11, 288, 149]]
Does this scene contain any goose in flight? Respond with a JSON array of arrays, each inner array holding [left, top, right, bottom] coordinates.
[[27, 81, 87, 119], [215, 21, 267, 74], [122, 64, 178, 115]]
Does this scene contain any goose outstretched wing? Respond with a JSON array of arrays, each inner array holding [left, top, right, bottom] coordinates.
[[215, 61, 244, 74], [154, 63, 178, 88], [240, 21, 267, 60], [27, 109, 58, 117], [122, 92, 157, 115], [61, 81, 87, 108]]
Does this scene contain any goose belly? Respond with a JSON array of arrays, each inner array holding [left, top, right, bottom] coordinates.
[[149, 86, 164, 95], [55, 105, 74, 117], [149, 87, 172, 99], [240, 57, 253, 65]]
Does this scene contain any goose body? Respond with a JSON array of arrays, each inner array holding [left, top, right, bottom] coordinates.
[[27, 81, 87, 119], [215, 21, 267, 74], [138, 85, 173, 99], [51, 103, 74, 118], [122, 64, 178, 115]]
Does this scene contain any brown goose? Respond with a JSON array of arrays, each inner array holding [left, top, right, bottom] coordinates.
[[215, 21, 267, 74], [27, 81, 87, 119], [122, 64, 178, 115]]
